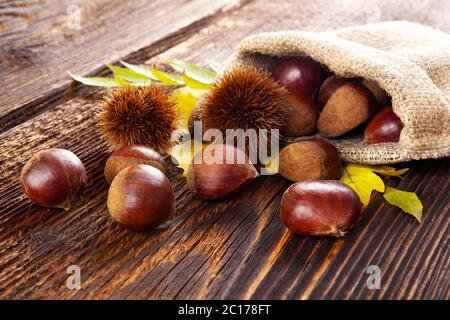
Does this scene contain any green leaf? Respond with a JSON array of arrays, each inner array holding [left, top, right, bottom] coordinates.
[[185, 63, 216, 84], [68, 71, 118, 87], [107, 64, 150, 84], [151, 66, 184, 86], [120, 61, 157, 80], [182, 73, 211, 90], [171, 87, 200, 126], [340, 164, 385, 207], [383, 186, 423, 223], [166, 59, 216, 84], [167, 139, 205, 177], [114, 75, 146, 87], [165, 59, 186, 72], [114, 76, 132, 87], [206, 59, 222, 73]]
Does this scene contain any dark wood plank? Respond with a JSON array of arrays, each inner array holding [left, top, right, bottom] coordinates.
[[0, 0, 449, 299], [0, 0, 243, 131]]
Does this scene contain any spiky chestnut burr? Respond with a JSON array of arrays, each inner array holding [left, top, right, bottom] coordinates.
[[198, 67, 290, 148], [98, 86, 179, 153]]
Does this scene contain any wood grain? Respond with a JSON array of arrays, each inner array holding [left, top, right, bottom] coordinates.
[[0, 0, 449, 299], [0, 0, 243, 131]]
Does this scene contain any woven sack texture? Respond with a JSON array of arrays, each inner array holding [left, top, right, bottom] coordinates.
[[224, 21, 450, 163]]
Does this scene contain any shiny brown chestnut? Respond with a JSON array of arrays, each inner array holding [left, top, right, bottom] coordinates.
[[21, 148, 87, 210], [104, 144, 165, 184], [107, 164, 175, 231], [272, 57, 324, 98], [280, 93, 319, 137], [187, 144, 259, 200], [318, 82, 377, 138], [278, 138, 342, 182], [317, 76, 347, 107], [280, 180, 362, 237], [364, 106, 403, 143]]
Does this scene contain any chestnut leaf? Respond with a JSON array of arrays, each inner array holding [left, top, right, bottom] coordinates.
[[119, 61, 157, 80], [107, 64, 151, 84], [150, 67, 184, 86], [383, 186, 423, 223], [168, 139, 205, 177], [166, 59, 216, 84], [260, 154, 279, 175], [351, 164, 409, 178], [67, 71, 118, 87], [182, 73, 211, 90], [170, 87, 205, 126], [340, 164, 385, 207]]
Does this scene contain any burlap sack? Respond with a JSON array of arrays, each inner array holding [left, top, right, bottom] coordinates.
[[224, 21, 450, 164]]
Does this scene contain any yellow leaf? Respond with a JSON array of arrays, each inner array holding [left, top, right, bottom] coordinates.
[[167, 139, 205, 177], [260, 154, 279, 175], [107, 64, 150, 83], [340, 164, 385, 207], [166, 59, 216, 84], [150, 66, 184, 86], [350, 164, 409, 178], [182, 73, 211, 90], [383, 186, 423, 223], [170, 87, 201, 127], [120, 61, 157, 80], [371, 166, 409, 177]]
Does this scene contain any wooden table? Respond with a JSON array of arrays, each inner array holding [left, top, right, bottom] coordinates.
[[0, 0, 449, 300]]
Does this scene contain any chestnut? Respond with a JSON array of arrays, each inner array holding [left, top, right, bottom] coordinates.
[[187, 144, 259, 200], [280, 180, 362, 237], [272, 57, 324, 98], [104, 144, 165, 184], [280, 93, 319, 137], [318, 82, 377, 138], [21, 148, 87, 210], [317, 75, 347, 107], [364, 106, 403, 143], [361, 79, 390, 106], [107, 164, 175, 231], [278, 137, 342, 182]]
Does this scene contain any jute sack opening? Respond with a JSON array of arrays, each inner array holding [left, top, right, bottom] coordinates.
[[224, 21, 450, 164]]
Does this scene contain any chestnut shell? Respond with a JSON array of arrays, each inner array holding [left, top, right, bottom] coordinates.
[[272, 57, 324, 98], [21, 148, 87, 210], [104, 144, 165, 184], [280, 180, 362, 237], [107, 164, 175, 231], [364, 106, 403, 143], [278, 138, 342, 182], [187, 144, 259, 200]]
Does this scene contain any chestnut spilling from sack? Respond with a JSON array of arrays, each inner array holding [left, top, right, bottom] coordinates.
[[272, 56, 402, 143]]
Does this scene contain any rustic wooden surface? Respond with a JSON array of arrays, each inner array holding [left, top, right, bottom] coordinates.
[[0, 0, 449, 299]]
